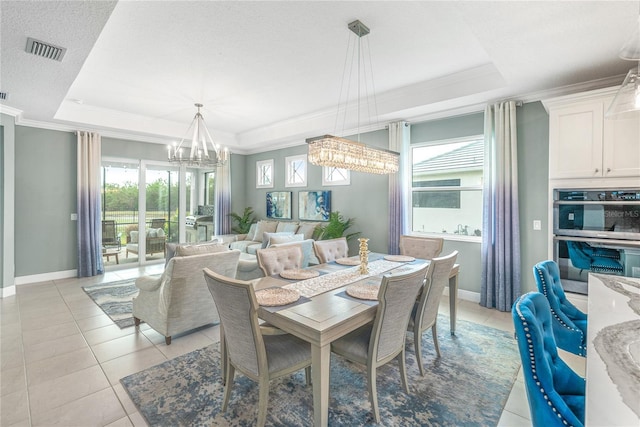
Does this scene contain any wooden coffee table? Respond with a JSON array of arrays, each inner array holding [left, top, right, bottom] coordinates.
[[102, 247, 120, 264]]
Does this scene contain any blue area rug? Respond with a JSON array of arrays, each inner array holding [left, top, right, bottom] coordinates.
[[121, 315, 520, 426], [83, 279, 139, 328]]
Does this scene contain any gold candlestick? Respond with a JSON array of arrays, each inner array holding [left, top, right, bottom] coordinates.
[[358, 238, 370, 274]]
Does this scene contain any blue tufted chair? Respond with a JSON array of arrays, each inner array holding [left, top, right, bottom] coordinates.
[[566, 241, 623, 275], [512, 292, 586, 427], [533, 260, 588, 356]]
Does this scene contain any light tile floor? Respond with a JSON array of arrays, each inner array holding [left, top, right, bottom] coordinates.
[[0, 265, 587, 426]]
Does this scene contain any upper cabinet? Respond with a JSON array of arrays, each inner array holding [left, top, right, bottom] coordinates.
[[544, 87, 640, 180]]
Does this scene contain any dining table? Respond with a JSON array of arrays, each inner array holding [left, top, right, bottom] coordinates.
[[585, 273, 640, 426], [254, 252, 460, 427]]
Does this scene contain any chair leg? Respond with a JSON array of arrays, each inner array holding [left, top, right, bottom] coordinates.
[[257, 378, 270, 427], [305, 366, 311, 386], [220, 325, 227, 385], [414, 328, 425, 376], [367, 364, 380, 423], [398, 350, 409, 394], [165, 336, 171, 345], [134, 317, 140, 327], [432, 324, 441, 358], [222, 363, 235, 411]]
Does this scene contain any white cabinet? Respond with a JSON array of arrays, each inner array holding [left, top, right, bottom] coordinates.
[[546, 88, 640, 180]]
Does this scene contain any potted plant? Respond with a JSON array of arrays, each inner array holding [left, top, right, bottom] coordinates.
[[228, 207, 257, 234], [313, 211, 360, 242]]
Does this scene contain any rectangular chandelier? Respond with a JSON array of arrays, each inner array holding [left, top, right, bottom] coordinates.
[[306, 135, 399, 175]]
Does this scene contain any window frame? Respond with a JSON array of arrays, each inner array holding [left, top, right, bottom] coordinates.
[[285, 154, 307, 188], [256, 159, 274, 189], [322, 166, 351, 186]]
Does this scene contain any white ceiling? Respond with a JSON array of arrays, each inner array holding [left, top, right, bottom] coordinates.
[[1, 1, 637, 154]]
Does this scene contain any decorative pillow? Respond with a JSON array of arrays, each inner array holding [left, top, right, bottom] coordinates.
[[175, 242, 229, 257], [297, 222, 321, 240], [276, 222, 299, 233], [269, 233, 304, 246], [253, 221, 278, 242], [261, 231, 296, 249], [147, 229, 158, 238], [130, 230, 139, 243], [245, 223, 258, 241], [156, 228, 165, 237]]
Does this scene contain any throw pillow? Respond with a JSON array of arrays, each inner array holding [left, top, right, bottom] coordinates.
[[297, 222, 321, 240], [148, 229, 158, 238], [269, 233, 304, 246], [245, 223, 258, 241], [261, 231, 296, 249], [156, 228, 165, 237], [130, 230, 139, 243], [253, 220, 278, 242], [276, 222, 299, 233], [175, 242, 229, 257]]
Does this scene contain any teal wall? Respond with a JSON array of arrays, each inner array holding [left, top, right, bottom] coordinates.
[[1, 124, 4, 285], [102, 136, 167, 160]]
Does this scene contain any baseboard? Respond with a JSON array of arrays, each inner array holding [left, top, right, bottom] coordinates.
[[14, 269, 77, 286], [2, 286, 16, 298], [443, 287, 481, 303]]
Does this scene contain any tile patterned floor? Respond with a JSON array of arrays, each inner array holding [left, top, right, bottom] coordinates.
[[0, 265, 587, 426]]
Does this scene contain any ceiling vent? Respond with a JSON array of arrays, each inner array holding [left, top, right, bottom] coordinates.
[[25, 37, 66, 62]]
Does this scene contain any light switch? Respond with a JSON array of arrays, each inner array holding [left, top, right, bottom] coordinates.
[[533, 220, 541, 230], [70, 213, 78, 221]]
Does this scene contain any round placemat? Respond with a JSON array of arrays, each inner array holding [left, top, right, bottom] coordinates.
[[384, 255, 416, 262], [346, 283, 380, 300], [280, 269, 320, 280], [336, 257, 361, 266], [255, 288, 301, 306]]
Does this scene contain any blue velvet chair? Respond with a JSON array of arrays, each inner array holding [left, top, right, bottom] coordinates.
[[512, 292, 586, 427], [533, 260, 587, 356], [566, 241, 623, 275]]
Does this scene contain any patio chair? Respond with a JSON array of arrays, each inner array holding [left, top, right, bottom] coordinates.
[[101, 220, 122, 250]]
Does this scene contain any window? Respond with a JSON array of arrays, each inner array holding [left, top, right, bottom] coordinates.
[[285, 155, 307, 187], [256, 159, 274, 188], [410, 136, 483, 237], [322, 166, 351, 186]]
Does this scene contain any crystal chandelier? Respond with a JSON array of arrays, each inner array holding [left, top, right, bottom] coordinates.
[[167, 103, 229, 167], [306, 20, 399, 175]]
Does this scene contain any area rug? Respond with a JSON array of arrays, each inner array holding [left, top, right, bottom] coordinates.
[[82, 279, 140, 328], [121, 315, 521, 426]]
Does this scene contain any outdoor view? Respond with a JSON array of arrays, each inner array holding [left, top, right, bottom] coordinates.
[[411, 138, 484, 237]]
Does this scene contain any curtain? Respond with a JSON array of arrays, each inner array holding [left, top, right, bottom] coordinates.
[[77, 131, 103, 277], [388, 121, 410, 254], [480, 101, 521, 311], [215, 159, 232, 235]]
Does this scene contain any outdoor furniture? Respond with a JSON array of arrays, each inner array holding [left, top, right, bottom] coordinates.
[[126, 228, 166, 258], [102, 220, 122, 250], [408, 250, 458, 375], [132, 249, 241, 345], [512, 292, 585, 427]]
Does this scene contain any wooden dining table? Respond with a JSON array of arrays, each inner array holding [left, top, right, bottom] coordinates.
[[254, 253, 460, 427]]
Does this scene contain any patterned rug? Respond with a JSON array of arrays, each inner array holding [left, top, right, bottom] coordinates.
[[82, 279, 140, 328], [121, 315, 521, 426]]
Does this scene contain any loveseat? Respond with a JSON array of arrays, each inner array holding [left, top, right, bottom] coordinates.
[[229, 220, 320, 254], [126, 227, 166, 258]]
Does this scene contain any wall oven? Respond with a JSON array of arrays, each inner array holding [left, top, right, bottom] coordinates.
[[553, 188, 640, 294]]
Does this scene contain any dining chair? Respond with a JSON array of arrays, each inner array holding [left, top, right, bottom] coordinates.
[[399, 235, 444, 260], [256, 244, 303, 276], [312, 237, 348, 263], [512, 292, 585, 427], [331, 264, 428, 423], [407, 250, 458, 375], [533, 260, 588, 357], [203, 268, 312, 427]]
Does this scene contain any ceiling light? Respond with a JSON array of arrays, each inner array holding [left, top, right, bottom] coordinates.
[[619, 15, 640, 60], [306, 20, 399, 175], [168, 103, 229, 168], [607, 8, 640, 118]]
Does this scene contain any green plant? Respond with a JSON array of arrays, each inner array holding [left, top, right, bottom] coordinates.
[[313, 211, 360, 242], [228, 207, 257, 234]]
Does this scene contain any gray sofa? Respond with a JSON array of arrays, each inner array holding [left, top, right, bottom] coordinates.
[[229, 220, 320, 254]]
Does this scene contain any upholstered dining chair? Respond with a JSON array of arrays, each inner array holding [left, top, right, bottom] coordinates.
[[203, 269, 312, 427], [256, 244, 303, 276], [399, 235, 444, 260], [533, 260, 588, 357], [512, 292, 586, 427], [331, 264, 428, 423], [407, 250, 458, 375], [312, 237, 349, 264]]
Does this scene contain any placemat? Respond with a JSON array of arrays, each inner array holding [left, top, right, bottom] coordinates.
[[280, 269, 320, 280], [335, 257, 361, 266], [255, 288, 300, 306], [384, 254, 416, 262], [346, 282, 380, 300]]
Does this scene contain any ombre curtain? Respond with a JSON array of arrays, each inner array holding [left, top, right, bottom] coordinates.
[[215, 159, 232, 235], [388, 121, 410, 255], [480, 101, 521, 311], [77, 131, 103, 277]]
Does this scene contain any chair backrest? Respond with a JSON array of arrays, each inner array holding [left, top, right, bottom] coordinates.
[[399, 235, 444, 260], [415, 251, 458, 329], [150, 218, 166, 229], [203, 269, 266, 378], [566, 241, 591, 270], [370, 264, 428, 363], [313, 237, 349, 264], [256, 245, 303, 276], [102, 220, 117, 245], [512, 292, 585, 427]]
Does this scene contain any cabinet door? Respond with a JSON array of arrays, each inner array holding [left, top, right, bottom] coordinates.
[[603, 107, 640, 178], [549, 101, 604, 179]]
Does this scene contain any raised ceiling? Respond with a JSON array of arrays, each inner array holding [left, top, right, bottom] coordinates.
[[1, 1, 636, 154]]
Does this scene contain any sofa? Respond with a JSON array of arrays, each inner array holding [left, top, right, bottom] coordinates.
[[229, 220, 320, 254], [126, 227, 166, 258]]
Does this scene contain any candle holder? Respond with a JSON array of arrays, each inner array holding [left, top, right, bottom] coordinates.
[[358, 238, 370, 274]]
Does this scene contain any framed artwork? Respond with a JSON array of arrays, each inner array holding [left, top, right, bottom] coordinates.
[[266, 191, 292, 219], [285, 154, 307, 187], [298, 190, 331, 221], [322, 166, 351, 186], [256, 159, 274, 188]]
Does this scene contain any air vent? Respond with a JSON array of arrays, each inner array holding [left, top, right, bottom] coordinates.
[[25, 37, 66, 62], [0, 92, 8, 101]]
